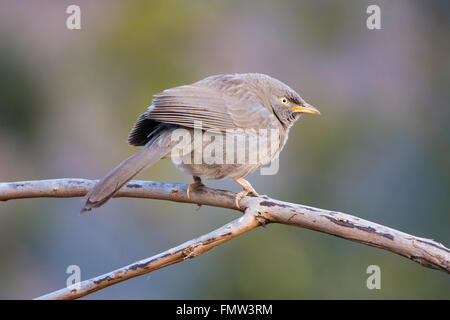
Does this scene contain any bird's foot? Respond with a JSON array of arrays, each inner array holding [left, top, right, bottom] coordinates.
[[235, 189, 259, 209], [234, 178, 259, 209], [187, 176, 205, 200]]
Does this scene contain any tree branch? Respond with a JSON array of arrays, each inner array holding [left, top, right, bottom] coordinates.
[[0, 178, 448, 300], [35, 208, 261, 300]]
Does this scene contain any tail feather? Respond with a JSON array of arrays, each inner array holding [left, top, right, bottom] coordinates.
[[81, 134, 175, 212]]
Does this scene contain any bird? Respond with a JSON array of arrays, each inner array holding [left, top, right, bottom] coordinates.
[[81, 73, 319, 212]]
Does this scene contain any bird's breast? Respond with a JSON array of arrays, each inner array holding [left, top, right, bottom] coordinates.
[[167, 128, 284, 179]]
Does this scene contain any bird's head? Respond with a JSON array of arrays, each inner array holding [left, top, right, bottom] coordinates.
[[271, 84, 319, 127], [251, 73, 320, 127]]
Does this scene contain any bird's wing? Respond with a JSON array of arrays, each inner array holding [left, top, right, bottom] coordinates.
[[146, 81, 278, 132]]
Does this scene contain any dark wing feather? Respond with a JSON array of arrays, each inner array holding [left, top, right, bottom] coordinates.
[[127, 113, 160, 146]]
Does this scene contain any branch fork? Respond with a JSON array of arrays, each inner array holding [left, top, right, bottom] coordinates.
[[0, 178, 448, 299]]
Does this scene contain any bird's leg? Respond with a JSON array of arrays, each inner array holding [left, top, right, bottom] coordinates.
[[187, 176, 205, 199], [234, 178, 259, 209]]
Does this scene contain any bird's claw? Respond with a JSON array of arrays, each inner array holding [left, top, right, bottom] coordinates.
[[235, 189, 259, 209], [187, 176, 204, 200]]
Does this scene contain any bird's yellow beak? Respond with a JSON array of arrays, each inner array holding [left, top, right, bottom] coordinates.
[[289, 103, 320, 115]]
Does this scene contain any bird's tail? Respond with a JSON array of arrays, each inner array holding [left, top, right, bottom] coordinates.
[[81, 133, 175, 213]]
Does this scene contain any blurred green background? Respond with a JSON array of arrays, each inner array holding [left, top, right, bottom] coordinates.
[[0, 0, 449, 299]]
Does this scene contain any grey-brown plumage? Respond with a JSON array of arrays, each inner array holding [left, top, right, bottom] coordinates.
[[82, 73, 319, 212]]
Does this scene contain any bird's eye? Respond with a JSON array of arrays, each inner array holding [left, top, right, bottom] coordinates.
[[281, 97, 288, 105]]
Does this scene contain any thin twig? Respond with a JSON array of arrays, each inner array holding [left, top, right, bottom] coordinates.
[[0, 178, 448, 300], [34, 208, 261, 300]]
